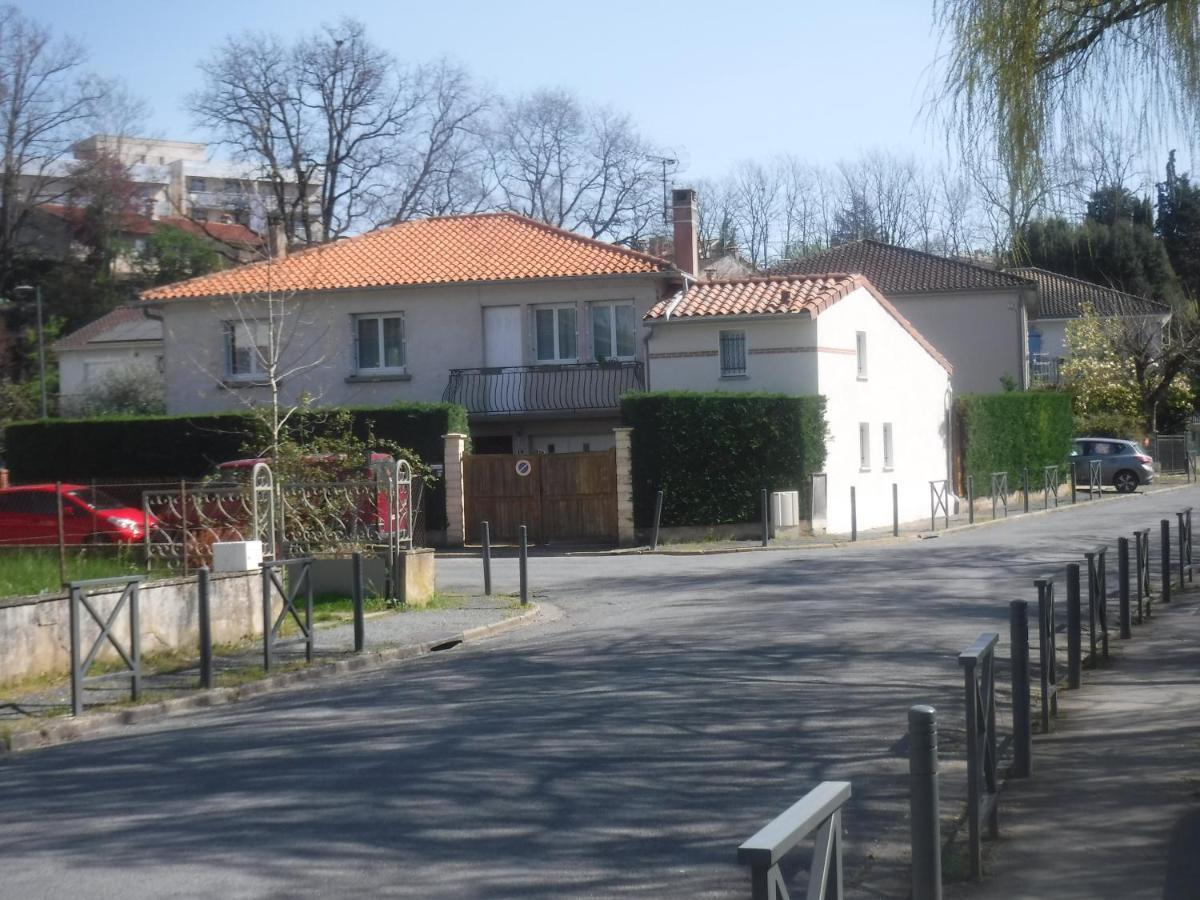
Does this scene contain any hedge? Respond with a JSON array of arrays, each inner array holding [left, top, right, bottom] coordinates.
[[957, 393, 1075, 493], [621, 392, 827, 528], [4, 402, 468, 530]]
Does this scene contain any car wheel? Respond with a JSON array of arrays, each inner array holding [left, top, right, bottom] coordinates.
[[1114, 470, 1139, 493]]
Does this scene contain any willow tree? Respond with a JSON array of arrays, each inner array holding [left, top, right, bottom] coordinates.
[[936, 1, 1200, 200]]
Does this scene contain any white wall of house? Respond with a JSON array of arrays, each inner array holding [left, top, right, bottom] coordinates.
[[645, 287, 952, 535], [814, 288, 952, 533], [156, 276, 664, 445], [1031, 314, 1170, 362], [888, 289, 1028, 394], [58, 343, 163, 403]]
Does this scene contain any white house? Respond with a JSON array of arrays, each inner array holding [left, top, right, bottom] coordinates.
[[643, 272, 953, 534], [771, 241, 1035, 394], [55, 307, 164, 415]]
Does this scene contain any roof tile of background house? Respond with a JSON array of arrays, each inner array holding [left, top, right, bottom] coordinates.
[[141, 213, 674, 300], [768, 239, 1031, 293], [39, 205, 262, 246], [645, 273, 952, 371], [54, 307, 161, 352], [1007, 267, 1172, 319]]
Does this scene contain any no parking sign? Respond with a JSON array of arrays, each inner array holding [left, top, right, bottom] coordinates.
[[514, 458, 532, 477]]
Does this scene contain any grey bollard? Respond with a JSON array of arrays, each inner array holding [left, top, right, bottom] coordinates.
[[1162, 519, 1172, 604], [892, 482, 899, 537], [967, 475, 975, 525], [909, 705, 943, 900], [651, 489, 664, 551], [481, 520, 492, 596], [519, 525, 529, 605], [352, 552, 365, 652], [1118, 537, 1131, 640], [1022, 467, 1030, 513], [761, 488, 769, 547], [1066, 563, 1081, 689], [261, 565, 273, 673], [850, 486, 857, 541], [197, 566, 213, 690], [1070, 466, 1077, 504], [1009, 600, 1032, 777]]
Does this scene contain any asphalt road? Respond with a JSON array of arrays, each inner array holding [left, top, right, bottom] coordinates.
[[2, 487, 1196, 899]]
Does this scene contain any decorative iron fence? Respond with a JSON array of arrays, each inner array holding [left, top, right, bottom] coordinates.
[[1028, 353, 1062, 385], [443, 361, 645, 415]]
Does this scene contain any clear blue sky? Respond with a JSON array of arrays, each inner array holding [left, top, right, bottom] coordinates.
[[19, 0, 947, 180]]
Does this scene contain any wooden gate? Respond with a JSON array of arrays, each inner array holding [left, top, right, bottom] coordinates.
[[464, 450, 617, 545]]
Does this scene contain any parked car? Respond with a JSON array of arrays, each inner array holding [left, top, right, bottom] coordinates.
[[0, 484, 161, 545], [1069, 438, 1155, 493]]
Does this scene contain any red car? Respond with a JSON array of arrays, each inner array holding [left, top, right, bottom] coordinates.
[[0, 484, 160, 545]]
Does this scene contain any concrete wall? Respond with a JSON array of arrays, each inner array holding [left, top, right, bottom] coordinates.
[[814, 288, 952, 533], [0, 570, 259, 686], [889, 289, 1027, 394], [308, 549, 436, 605], [158, 276, 664, 417]]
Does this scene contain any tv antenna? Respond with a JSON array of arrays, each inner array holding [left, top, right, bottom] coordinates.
[[648, 155, 679, 227]]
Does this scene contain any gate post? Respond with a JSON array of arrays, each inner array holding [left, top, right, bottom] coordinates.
[[443, 432, 467, 546], [613, 427, 636, 546]]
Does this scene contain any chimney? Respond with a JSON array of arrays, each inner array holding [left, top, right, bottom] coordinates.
[[267, 215, 287, 261], [672, 188, 699, 277]]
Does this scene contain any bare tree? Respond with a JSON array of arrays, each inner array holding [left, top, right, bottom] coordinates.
[[0, 5, 107, 289], [486, 89, 661, 244]]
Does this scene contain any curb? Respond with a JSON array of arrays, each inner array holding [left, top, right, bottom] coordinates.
[[1, 602, 543, 757]]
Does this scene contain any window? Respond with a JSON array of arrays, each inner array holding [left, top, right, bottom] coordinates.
[[224, 179, 241, 193], [355, 313, 406, 372], [190, 177, 207, 192], [224, 320, 269, 378], [883, 423, 894, 470], [859, 422, 871, 470], [591, 301, 636, 360], [856, 331, 868, 379], [534, 305, 578, 362], [720, 330, 746, 376]]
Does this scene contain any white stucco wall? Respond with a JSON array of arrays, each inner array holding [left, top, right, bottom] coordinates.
[[156, 276, 664, 435], [888, 289, 1027, 394], [58, 343, 163, 403], [1031, 314, 1170, 362], [814, 288, 952, 533]]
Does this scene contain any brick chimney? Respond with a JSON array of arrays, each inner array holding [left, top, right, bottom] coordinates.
[[672, 188, 699, 277], [267, 214, 287, 261]]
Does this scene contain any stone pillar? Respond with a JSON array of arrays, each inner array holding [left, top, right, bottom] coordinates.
[[614, 426, 635, 546], [443, 433, 467, 546]]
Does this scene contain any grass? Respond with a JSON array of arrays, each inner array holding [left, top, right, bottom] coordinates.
[[0, 548, 171, 598]]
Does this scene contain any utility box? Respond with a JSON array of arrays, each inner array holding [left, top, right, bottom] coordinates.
[[212, 540, 264, 573], [771, 490, 800, 528]]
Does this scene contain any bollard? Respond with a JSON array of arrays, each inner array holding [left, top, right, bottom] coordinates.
[[197, 566, 213, 690], [651, 489, 664, 551], [519, 525, 529, 605], [909, 705, 942, 900], [1162, 519, 1172, 604], [481, 520, 492, 596], [850, 486, 857, 542], [352, 552, 365, 653], [1009, 601, 1032, 778], [1066, 564, 1081, 689], [1118, 537, 1131, 640], [967, 475, 975, 525], [1070, 466, 1077, 504], [395, 550, 408, 607], [1135, 529, 1149, 623], [892, 482, 899, 537], [761, 488, 769, 547], [1022, 467, 1030, 514], [261, 565, 273, 672], [1177, 511, 1188, 588]]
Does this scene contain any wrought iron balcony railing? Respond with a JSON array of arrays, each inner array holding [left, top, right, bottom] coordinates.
[[444, 361, 644, 416], [1029, 354, 1062, 386]]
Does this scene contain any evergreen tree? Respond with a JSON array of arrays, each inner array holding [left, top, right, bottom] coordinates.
[[1156, 150, 1200, 304]]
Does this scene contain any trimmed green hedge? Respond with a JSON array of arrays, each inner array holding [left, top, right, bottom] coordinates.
[[957, 393, 1074, 492], [4, 402, 468, 529], [621, 392, 827, 527]]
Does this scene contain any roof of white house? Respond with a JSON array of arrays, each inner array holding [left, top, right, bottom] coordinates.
[[1006, 267, 1173, 319]]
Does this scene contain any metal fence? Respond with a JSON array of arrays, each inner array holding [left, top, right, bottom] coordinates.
[[68, 575, 143, 716], [1150, 433, 1189, 474], [960, 632, 1000, 880]]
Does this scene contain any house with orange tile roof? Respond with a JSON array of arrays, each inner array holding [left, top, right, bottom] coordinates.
[[643, 264, 954, 534], [55, 307, 163, 415], [140, 205, 685, 454]]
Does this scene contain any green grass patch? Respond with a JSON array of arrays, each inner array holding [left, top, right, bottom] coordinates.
[[0, 548, 173, 598]]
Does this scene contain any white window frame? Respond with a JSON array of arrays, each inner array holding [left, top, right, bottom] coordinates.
[[882, 422, 894, 470], [859, 422, 871, 471], [223, 320, 269, 380], [589, 300, 637, 361], [719, 330, 747, 377], [533, 304, 579, 363], [856, 331, 868, 380], [353, 312, 407, 373]]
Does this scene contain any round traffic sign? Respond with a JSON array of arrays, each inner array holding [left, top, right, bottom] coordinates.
[[514, 459, 532, 477]]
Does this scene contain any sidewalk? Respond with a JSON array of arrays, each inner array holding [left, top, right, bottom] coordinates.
[[948, 589, 1200, 900]]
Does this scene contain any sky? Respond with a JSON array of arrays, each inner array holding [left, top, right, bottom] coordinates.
[[20, 0, 951, 181]]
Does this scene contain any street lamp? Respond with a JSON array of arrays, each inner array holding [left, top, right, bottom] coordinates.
[[12, 284, 47, 419]]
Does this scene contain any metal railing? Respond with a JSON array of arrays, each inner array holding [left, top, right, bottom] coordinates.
[[1035, 575, 1059, 732], [68, 575, 144, 716], [1043, 465, 1059, 509], [991, 471, 1008, 519], [1150, 433, 1189, 474], [1176, 508, 1193, 588], [261, 557, 313, 672], [443, 361, 645, 415], [1028, 353, 1062, 385], [1088, 459, 1102, 499], [929, 479, 950, 530], [1084, 546, 1109, 661], [960, 632, 1000, 880], [1134, 528, 1152, 622], [737, 781, 851, 900]]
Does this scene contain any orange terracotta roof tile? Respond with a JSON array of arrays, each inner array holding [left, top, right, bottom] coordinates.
[[646, 273, 952, 372], [141, 213, 673, 301]]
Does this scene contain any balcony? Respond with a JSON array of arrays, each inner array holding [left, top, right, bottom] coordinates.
[[1029, 354, 1062, 386], [443, 361, 645, 417]]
